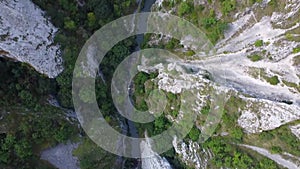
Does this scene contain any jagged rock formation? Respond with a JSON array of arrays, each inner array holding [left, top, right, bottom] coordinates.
[[41, 142, 80, 169], [140, 135, 172, 169], [172, 137, 213, 169], [290, 124, 300, 140], [210, 0, 300, 133], [149, 0, 300, 168], [150, 0, 300, 134], [0, 0, 63, 78], [238, 97, 300, 133]]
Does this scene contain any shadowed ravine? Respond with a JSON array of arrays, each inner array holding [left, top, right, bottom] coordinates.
[[114, 0, 173, 169]]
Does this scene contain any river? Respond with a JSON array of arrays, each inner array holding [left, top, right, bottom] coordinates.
[[116, 0, 161, 168], [118, 0, 175, 168]]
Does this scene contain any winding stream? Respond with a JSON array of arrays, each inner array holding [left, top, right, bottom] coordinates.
[[115, 0, 173, 169]]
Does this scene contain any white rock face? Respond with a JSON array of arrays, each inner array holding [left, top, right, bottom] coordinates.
[[155, 63, 210, 94], [194, 0, 300, 133], [290, 124, 300, 140], [140, 136, 172, 169], [41, 142, 80, 169], [172, 137, 213, 169], [0, 0, 63, 78], [216, 0, 300, 62], [150, 1, 300, 167], [238, 97, 300, 133]]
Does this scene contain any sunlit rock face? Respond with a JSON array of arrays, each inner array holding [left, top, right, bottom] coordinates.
[[290, 124, 300, 140], [172, 137, 213, 169], [140, 135, 172, 169], [41, 142, 80, 169], [214, 0, 300, 133], [238, 97, 300, 133], [151, 0, 300, 133], [0, 0, 63, 78], [145, 1, 300, 168]]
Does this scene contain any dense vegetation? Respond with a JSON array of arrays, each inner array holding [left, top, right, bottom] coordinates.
[[32, 0, 138, 108], [1, 0, 137, 168], [73, 138, 117, 169], [244, 122, 300, 157], [33, 0, 140, 168], [1, 0, 298, 169], [0, 58, 76, 169], [203, 137, 280, 169]]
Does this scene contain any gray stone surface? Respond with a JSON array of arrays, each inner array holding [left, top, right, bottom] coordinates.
[[0, 0, 63, 78], [41, 142, 80, 169]]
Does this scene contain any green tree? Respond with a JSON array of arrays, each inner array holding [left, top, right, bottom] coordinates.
[[221, 0, 236, 15], [18, 90, 35, 107], [87, 0, 113, 21], [271, 146, 282, 154], [64, 18, 76, 30], [178, 2, 192, 16], [293, 47, 300, 53], [259, 158, 278, 169], [254, 40, 264, 47], [188, 126, 200, 141], [14, 139, 32, 159], [87, 12, 97, 28], [266, 76, 280, 85], [231, 127, 244, 141]]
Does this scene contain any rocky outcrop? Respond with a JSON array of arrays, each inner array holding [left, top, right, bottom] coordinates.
[[290, 124, 300, 140], [0, 0, 63, 78], [238, 97, 300, 133], [41, 142, 80, 169], [147, 4, 300, 168], [172, 137, 213, 169], [140, 135, 172, 169]]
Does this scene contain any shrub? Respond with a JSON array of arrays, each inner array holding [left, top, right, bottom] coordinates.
[[271, 146, 282, 154], [202, 17, 217, 29], [221, 0, 236, 15], [254, 40, 264, 47], [231, 127, 244, 141], [188, 126, 201, 141], [247, 54, 262, 62], [266, 76, 279, 85], [259, 158, 278, 169], [269, 0, 277, 7], [292, 47, 300, 53], [171, 111, 179, 117], [186, 50, 195, 56], [87, 12, 96, 28], [259, 132, 274, 140], [178, 1, 192, 16], [286, 33, 293, 41], [64, 18, 76, 30], [201, 105, 210, 115]]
